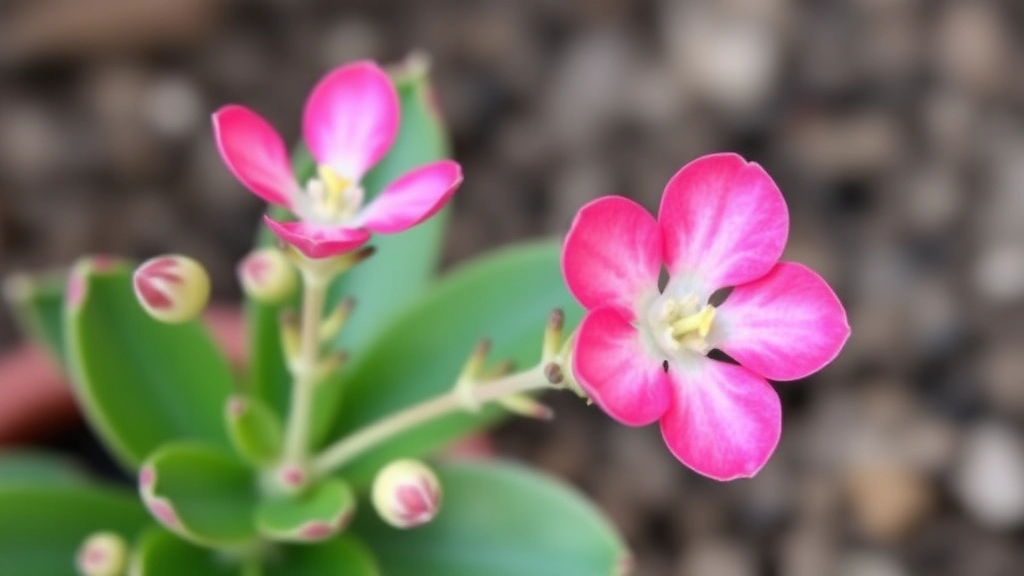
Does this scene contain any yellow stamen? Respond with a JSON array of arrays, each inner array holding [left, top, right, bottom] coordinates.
[[670, 305, 716, 339], [317, 165, 352, 214]]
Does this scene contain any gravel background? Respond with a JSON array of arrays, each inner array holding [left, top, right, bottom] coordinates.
[[3, 1, 1024, 575]]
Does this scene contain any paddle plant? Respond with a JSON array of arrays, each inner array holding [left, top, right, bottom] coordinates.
[[0, 55, 848, 576]]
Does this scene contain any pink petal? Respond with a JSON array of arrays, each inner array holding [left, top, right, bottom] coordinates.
[[356, 160, 463, 233], [212, 105, 300, 208], [302, 61, 399, 181], [562, 196, 662, 322], [659, 153, 788, 292], [712, 262, 850, 381], [263, 217, 370, 259], [572, 307, 672, 426], [661, 359, 781, 481]]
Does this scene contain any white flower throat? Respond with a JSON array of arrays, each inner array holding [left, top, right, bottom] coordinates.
[[301, 165, 365, 224], [646, 293, 716, 359]]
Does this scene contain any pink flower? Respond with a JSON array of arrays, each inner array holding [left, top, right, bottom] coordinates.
[[562, 153, 850, 481], [212, 61, 463, 258]]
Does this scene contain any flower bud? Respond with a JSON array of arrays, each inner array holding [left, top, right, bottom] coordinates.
[[238, 247, 298, 304], [372, 459, 442, 529], [76, 532, 127, 576], [133, 255, 210, 324]]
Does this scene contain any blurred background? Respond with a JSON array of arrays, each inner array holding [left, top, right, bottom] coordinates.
[[2, 0, 1024, 574]]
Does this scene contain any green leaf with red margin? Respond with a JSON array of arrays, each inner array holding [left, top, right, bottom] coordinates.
[[64, 257, 236, 469], [139, 442, 258, 547]]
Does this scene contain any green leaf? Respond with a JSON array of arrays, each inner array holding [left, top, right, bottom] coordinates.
[[0, 484, 148, 576], [0, 450, 88, 488], [256, 478, 356, 542], [266, 536, 380, 576], [3, 269, 68, 367], [226, 395, 284, 466], [141, 443, 258, 547], [133, 527, 237, 576], [247, 65, 453, 427], [65, 257, 236, 469], [324, 240, 581, 487], [354, 461, 630, 576]]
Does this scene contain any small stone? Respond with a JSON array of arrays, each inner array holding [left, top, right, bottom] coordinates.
[[143, 75, 204, 140], [953, 422, 1024, 528], [846, 464, 934, 543], [662, 1, 781, 116], [677, 539, 756, 576], [933, 2, 1009, 95], [839, 551, 907, 576], [973, 241, 1024, 304]]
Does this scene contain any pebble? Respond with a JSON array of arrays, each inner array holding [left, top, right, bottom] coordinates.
[[953, 422, 1024, 528]]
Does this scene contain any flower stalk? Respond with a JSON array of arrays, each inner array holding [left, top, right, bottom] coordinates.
[[281, 270, 329, 469], [312, 363, 554, 477]]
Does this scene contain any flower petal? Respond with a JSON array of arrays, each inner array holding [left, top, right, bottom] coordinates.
[[263, 217, 371, 259], [212, 105, 300, 208], [659, 153, 788, 291], [302, 61, 399, 181], [661, 359, 781, 481], [355, 160, 463, 233], [712, 262, 850, 381], [562, 196, 662, 321], [572, 307, 672, 426]]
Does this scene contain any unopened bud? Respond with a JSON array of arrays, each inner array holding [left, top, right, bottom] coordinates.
[[542, 308, 565, 360], [372, 459, 442, 529], [133, 255, 210, 324], [238, 248, 297, 304], [76, 532, 127, 576]]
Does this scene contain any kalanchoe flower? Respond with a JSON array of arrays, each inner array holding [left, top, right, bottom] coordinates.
[[133, 255, 210, 324], [562, 153, 850, 481], [76, 532, 127, 576], [212, 61, 463, 259], [237, 247, 298, 304], [372, 459, 442, 529]]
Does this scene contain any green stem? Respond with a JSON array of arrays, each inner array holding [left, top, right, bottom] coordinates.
[[311, 364, 551, 476], [282, 275, 328, 464]]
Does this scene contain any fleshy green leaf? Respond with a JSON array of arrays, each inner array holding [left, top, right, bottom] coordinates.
[[133, 527, 237, 576], [65, 257, 236, 469], [140, 443, 257, 547], [226, 395, 284, 466], [0, 450, 88, 488], [3, 269, 68, 367], [0, 483, 148, 576], [323, 240, 582, 487], [256, 478, 356, 542], [266, 536, 381, 576], [355, 461, 630, 576], [247, 62, 453, 427]]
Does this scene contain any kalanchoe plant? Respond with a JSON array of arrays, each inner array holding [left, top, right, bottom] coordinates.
[[0, 55, 848, 576]]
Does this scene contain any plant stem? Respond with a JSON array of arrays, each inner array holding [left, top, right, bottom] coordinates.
[[282, 275, 328, 464], [311, 364, 551, 476]]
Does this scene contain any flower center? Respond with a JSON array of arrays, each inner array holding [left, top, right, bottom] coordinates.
[[646, 294, 716, 358], [304, 165, 364, 223]]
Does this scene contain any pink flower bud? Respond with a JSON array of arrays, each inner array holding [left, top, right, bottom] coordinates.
[[76, 532, 127, 576], [371, 459, 442, 529], [237, 247, 297, 304], [133, 255, 210, 324]]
